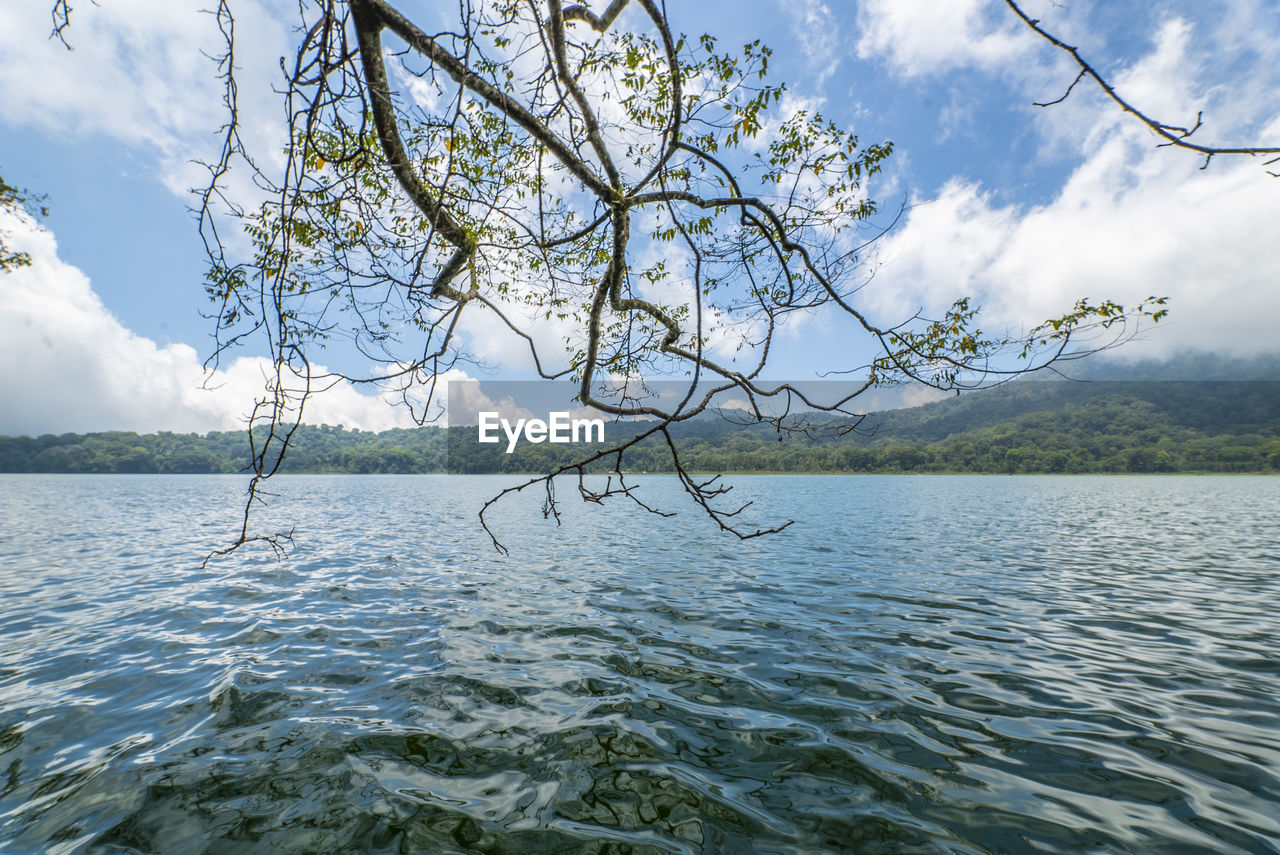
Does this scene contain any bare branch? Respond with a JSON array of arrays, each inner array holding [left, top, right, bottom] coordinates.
[[1006, 0, 1280, 161], [189, 0, 1174, 554], [50, 0, 73, 49]]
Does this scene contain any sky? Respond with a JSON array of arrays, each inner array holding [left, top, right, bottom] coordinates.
[[2, 0, 1278, 435]]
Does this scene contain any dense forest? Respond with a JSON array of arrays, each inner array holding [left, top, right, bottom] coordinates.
[[2, 381, 1277, 475]]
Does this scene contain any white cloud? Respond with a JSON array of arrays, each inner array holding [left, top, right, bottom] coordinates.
[[788, 0, 841, 84], [0, 0, 289, 196], [0, 214, 418, 435], [856, 0, 1031, 78], [444, 380, 536, 428], [454, 293, 579, 377], [856, 0, 1280, 153], [853, 1, 1280, 359], [863, 135, 1280, 358], [1, 2, 217, 145]]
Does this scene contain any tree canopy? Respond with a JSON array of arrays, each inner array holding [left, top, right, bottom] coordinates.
[[0, 172, 48, 273], [5, 381, 1279, 475], [49, 0, 1209, 552]]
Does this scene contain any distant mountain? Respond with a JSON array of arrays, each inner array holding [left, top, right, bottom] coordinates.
[[851, 379, 1280, 442], [3, 378, 1276, 474], [1047, 350, 1280, 381]]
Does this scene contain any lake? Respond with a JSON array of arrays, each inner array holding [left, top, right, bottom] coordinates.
[[1, 474, 1277, 853]]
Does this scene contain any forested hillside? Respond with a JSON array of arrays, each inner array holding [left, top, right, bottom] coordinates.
[[2, 382, 1276, 474]]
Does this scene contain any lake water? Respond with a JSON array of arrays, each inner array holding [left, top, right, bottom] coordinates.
[[1, 474, 1277, 853]]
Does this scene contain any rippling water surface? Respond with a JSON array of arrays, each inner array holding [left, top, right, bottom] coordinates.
[[1, 474, 1278, 853]]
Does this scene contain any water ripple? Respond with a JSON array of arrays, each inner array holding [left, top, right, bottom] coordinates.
[[1, 474, 1278, 853]]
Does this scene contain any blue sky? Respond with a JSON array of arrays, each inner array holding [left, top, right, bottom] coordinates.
[[2, 0, 1278, 434]]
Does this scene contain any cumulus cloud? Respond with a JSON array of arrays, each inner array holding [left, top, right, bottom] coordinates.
[[0, 0, 288, 196], [0, 214, 419, 435], [444, 381, 537, 428], [863, 137, 1280, 358], [856, 0, 1031, 77], [853, 1, 1280, 359]]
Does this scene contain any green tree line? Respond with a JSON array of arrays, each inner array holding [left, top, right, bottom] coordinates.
[[2, 383, 1277, 475]]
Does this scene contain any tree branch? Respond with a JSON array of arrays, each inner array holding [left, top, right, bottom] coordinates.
[[1006, 0, 1280, 161]]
